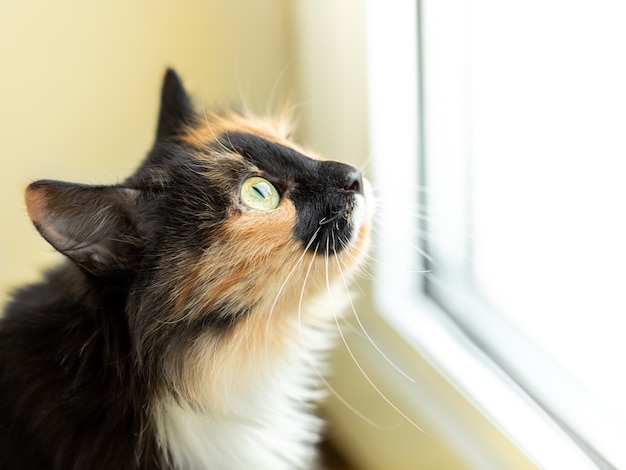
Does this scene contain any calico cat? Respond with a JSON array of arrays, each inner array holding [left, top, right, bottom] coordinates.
[[0, 69, 372, 470]]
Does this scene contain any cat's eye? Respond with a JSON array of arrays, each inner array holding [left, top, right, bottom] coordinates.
[[240, 176, 280, 211]]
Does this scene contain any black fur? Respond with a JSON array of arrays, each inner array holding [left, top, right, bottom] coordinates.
[[0, 69, 363, 469], [219, 132, 363, 251], [0, 70, 231, 470], [0, 265, 163, 470]]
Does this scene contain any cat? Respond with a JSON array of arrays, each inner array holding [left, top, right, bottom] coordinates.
[[0, 69, 372, 470]]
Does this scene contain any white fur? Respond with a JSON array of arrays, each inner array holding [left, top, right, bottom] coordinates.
[[153, 190, 371, 470], [153, 322, 335, 470]]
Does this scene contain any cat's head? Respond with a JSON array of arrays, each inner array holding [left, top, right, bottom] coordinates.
[[25, 69, 373, 409]]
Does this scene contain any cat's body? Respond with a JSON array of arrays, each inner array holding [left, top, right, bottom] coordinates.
[[0, 70, 371, 469]]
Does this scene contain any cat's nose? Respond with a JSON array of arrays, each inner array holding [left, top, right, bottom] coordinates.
[[342, 168, 363, 195], [324, 162, 364, 195]]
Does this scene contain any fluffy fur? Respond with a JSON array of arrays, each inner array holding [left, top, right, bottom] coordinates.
[[0, 69, 372, 469]]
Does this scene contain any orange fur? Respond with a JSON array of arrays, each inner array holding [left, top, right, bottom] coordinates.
[[147, 109, 372, 413], [181, 110, 325, 161]]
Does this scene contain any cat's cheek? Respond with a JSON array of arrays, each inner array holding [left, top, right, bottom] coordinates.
[[225, 199, 299, 251]]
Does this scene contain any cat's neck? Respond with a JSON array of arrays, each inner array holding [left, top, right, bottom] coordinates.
[[154, 381, 322, 470], [153, 319, 333, 470]]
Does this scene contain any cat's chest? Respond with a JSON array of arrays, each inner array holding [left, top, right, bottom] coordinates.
[[155, 400, 321, 470], [153, 348, 327, 470]]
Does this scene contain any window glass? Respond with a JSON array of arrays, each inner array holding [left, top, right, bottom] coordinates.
[[421, 0, 626, 465]]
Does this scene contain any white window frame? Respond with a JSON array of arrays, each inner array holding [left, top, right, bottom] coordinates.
[[365, 1, 612, 468]]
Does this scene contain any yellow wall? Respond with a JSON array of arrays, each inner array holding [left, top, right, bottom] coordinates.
[[0, 0, 293, 303], [290, 2, 537, 468], [0, 2, 537, 469]]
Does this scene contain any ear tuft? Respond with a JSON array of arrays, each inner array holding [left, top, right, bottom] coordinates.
[[156, 68, 196, 140], [25, 181, 144, 276]]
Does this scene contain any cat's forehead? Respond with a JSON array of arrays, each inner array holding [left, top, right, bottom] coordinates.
[[182, 111, 313, 158], [176, 112, 326, 181]]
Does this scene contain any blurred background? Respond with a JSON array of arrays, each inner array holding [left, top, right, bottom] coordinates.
[[0, 0, 368, 304], [0, 2, 511, 469], [4, 1, 623, 469]]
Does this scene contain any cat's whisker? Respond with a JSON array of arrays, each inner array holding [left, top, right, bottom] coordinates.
[[6, 68, 384, 469], [324, 228, 394, 285], [264, 63, 292, 116], [367, 200, 475, 271], [332, 243, 415, 384], [370, 203, 453, 229], [369, 226, 434, 265], [327, 235, 423, 433], [374, 215, 474, 246], [264, 226, 322, 335], [296, 240, 389, 430], [332, 315, 380, 346], [198, 95, 230, 157], [335, 233, 377, 274], [352, 242, 430, 273], [370, 181, 431, 194], [367, 217, 474, 269], [233, 64, 251, 117], [336, 246, 379, 285], [318, 212, 344, 226]]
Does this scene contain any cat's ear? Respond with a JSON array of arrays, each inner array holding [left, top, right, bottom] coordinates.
[[156, 68, 197, 140], [25, 181, 146, 276]]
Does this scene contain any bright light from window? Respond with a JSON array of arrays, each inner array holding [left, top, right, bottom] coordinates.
[[469, 1, 626, 420], [422, 1, 626, 466]]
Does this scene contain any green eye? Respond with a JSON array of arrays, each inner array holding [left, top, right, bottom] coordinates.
[[240, 176, 280, 211]]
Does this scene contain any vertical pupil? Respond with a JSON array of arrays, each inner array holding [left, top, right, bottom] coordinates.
[[253, 183, 268, 199]]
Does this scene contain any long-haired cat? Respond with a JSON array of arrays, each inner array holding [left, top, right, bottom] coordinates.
[[0, 69, 372, 470]]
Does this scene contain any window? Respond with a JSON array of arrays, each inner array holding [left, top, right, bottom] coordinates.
[[368, 1, 626, 468]]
